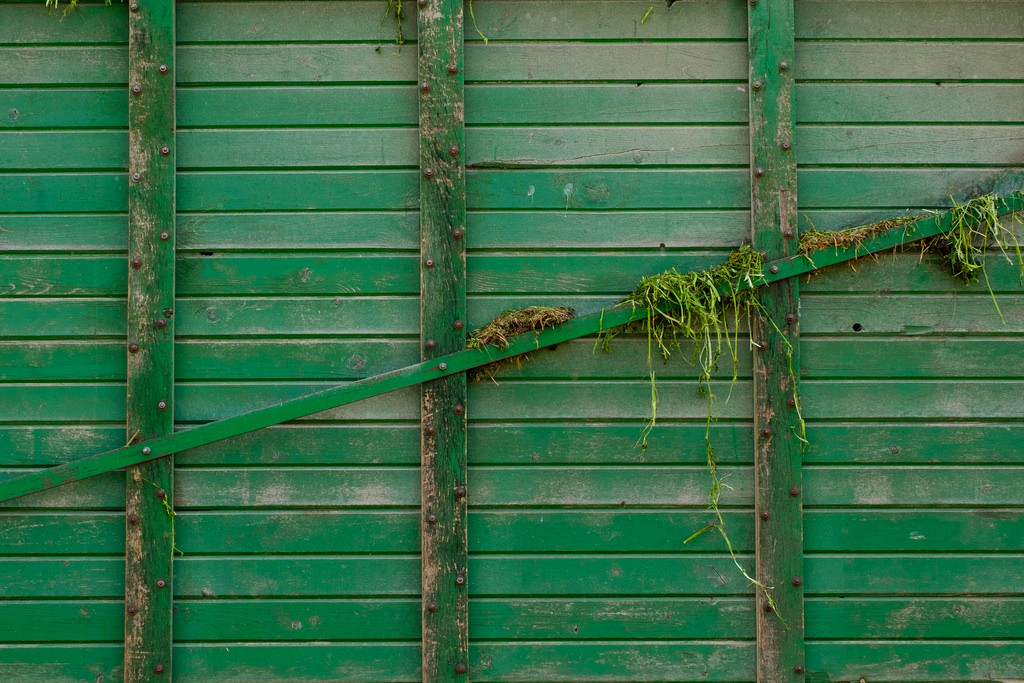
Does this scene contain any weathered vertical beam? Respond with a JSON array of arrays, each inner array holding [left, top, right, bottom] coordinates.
[[747, 1, 805, 682], [125, 0, 176, 679], [418, 0, 468, 681]]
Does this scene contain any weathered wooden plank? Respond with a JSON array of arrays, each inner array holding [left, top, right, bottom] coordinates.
[[124, 0, 176, 679], [796, 41, 1024, 81], [795, 83, 1024, 124], [796, 1, 1024, 40]]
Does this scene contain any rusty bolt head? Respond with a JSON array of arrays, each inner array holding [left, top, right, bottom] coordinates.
[[789, 486, 800, 497], [890, 446, 900, 455], [448, 145, 460, 156], [761, 427, 771, 437], [425, 424, 436, 436], [127, 605, 138, 615], [142, 447, 152, 455], [418, 0, 427, 6], [749, 0, 757, 5], [781, 140, 792, 151], [131, 258, 142, 269], [794, 665, 805, 674], [129, 2, 139, 10], [758, 341, 769, 351], [783, 229, 794, 239], [157, 400, 167, 411], [129, 343, 140, 353], [426, 513, 437, 525], [424, 258, 435, 268], [751, 79, 762, 90], [455, 485, 466, 499], [128, 513, 140, 525], [156, 488, 166, 499], [159, 64, 169, 74], [763, 602, 773, 613], [791, 577, 802, 587], [131, 172, 142, 182], [770, 265, 780, 274], [156, 579, 166, 588], [754, 167, 765, 177], [427, 600, 438, 612], [451, 227, 464, 239], [156, 318, 167, 329], [160, 231, 170, 241], [760, 510, 770, 520], [455, 574, 466, 586], [438, 362, 448, 371], [425, 339, 436, 350], [455, 663, 468, 675], [154, 663, 165, 674], [453, 319, 464, 330], [786, 396, 796, 408], [420, 82, 431, 93], [423, 167, 434, 178], [447, 64, 459, 75], [779, 60, 790, 71], [453, 404, 465, 416], [131, 85, 142, 95], [785, 313, 796, 324], [160, 145, 170, 156]]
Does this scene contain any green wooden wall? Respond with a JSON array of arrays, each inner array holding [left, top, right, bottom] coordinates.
[[1, 0, 1022, 681]]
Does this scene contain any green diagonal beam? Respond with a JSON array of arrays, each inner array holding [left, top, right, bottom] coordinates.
[[1, 191, 1021, 504]]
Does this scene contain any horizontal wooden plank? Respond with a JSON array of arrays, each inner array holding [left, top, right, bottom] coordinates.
[[801, 380, 1024, 420], [796, 41, 1024, 81], [806, 596, 1024, 640], [806, 641, 1024, 682], [0, 131, 126, 171], [800, 253, 1024, 294], [801, 338, 1024, 379], [806, 555, 1024, 596], [796, 125, 1024, 166], [800, 294, 1024, 334], [803, 422, 1024, 465], [0, 4, 125, 45], [0, 46, 128, 85], [796, 1, 1024, 40]]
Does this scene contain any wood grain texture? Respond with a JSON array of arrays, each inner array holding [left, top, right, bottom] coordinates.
[[124, 0, 176, 679]]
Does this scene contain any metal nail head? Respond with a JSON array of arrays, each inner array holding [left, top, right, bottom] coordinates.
[[131, 85, 142, 95], [157, 400, 168, 411], [789, 486, 800, 497], [424, 258, 435, 268], [451, 227, 464, 239], [754, 167, 765, 177], [770, 265, 780, 274], [455, 574, 466, 586], [453, 319, 464, 330], [438, 362, 448, 371], [455, 485, 466, 499], [142, 447, 151, 455], [455, 663, 467, 675], [160, 146, 170, 156], [427, 600, 438, 612], [159, 64, 169, 74], [760, 510, 770, 520], [156, 579, 166, 588], [425, 339, 436, 350], [453, 404, 465, 416], [426, 513, 437, 525], [129, 343, 140, 353]]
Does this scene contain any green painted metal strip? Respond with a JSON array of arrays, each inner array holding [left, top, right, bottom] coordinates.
[[124, 0, 176, 680], [418, 2, 468, 679], [0, 192, 1020, 505], [749, 1, 805, 681]]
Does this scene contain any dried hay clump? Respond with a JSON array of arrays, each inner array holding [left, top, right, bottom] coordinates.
[[798, 215, 923, 257], [467, 306, 574, 351]]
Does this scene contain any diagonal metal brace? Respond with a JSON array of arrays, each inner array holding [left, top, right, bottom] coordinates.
[[1, 191, 1021, 504]]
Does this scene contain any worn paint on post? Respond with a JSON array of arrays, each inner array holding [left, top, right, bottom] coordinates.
[[748, 1, 805, 681], [125, 0, 176, 679], [418, 0, 468, 681]]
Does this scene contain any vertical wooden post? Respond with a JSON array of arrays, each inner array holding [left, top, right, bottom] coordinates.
[[125, 0, 176, 679], [418, 1, 468, 681], [747, 1, 805, 681]]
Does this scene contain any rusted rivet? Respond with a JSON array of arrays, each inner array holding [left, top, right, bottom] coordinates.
[[455, 574, 466, 586], [131, 85, 142, 95], [127, 605, 138, 615], [789, 486, 800, 497], [129, 1, 139, 10], [420, 82, 431, 94], [156, 579, 166, 588], [779, 60, 790, 71], [447, 64, 459, 75], [426, 513, 437, 525], [423, 167, 434, 178], [770, 265, 780, 274], [781, 140, 792, 151], [786, 396, 796, 408], [425, 339, 436, 350], [160, 145, 170, 156], [760, 510, 770, 520], [427, 600, 438, 612], [425, 424, 436, 436], [455, 663, 467, 675], [154, 663, 165, 675], [142, 447, 151, 455], [754, 167, 765, 177], [159, 64, 169, 74], [129, 343, 140, 353], [451, 227, 464, 239], [453, 404, 465, 416], [763, 602, 773, 613], [758, 341, 769, 351], [783, 230, 794, 239], [453, 319, 464, 330], [160, 231, 170, 241], [761, 427, 771, 437], [156, 488, 166, 499], [791, 577, 802, 587], [424, 258, 435, 268], [455, 485, 466, 499], [890, 446, 900, 455], [448, 145, 460, 156], [128, 513, 139, 525], [794, 665, 805, 674], [749, 0, 757, 5], [157, 400, 168, 411], [751, 79, 762, 91], [785, 313, 796, 324], [438, 362, 448, 371], [418, 0, 427, 6], [156, 318, 167, 329], [131, 258, 142, 269], [131, 172, 141, 183]]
